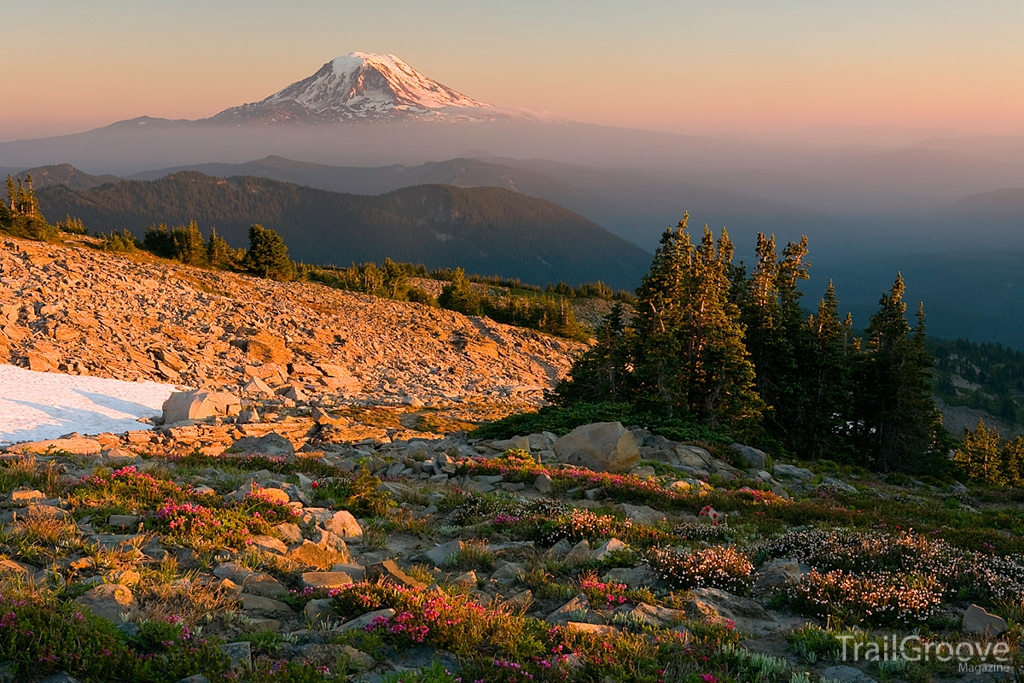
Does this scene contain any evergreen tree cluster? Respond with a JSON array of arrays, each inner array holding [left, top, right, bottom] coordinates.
[[0, 174, 59, 242], [438, 267, 586, 340], [554, 214, 948, 473], [954, 419, 1024, 486], [143, 221, 242, 270]]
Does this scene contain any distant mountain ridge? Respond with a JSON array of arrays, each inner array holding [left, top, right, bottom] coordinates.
[[35, 171, 650, 289]]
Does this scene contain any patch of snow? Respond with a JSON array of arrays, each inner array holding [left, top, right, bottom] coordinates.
[[0, 364, 181, 446]]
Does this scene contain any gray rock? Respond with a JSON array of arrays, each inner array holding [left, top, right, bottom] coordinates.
[[422, 541, 465, 567], [820, 665, 877, 683], [73, 584, 136, 623], [300, 572, 354, 589], [602, 565, 659, 588], [229, 432, 295, 459], [755, 558, 801, 590], [962, 603, 1008, 635], [680, 587, 778, 635], [548, 538, 573, 558], [161, 390, 240, 424], [241, 593, 295, 616], [490, 562, 524, 583], [547, 594, 600, 625], [107, 514, 140, 529], [335, 608, 395, 633], [220, 641, 252, 671], [615, 503, 665, 525], [298, 644, 374, 672], [324, 510, 363, 540], [592, 538, 628, 561], [819, 477, 858, 493], [729, 443, 767, 469], [39, 674, 82, 683], [213, 563, 288, 597], [534, 472, 554, 494], [773, 463, 815, 481], [304, 598, 335, 626], [554, 422, 640, 473], [613, 602, 687, 627], [174, 676, 210, 683]]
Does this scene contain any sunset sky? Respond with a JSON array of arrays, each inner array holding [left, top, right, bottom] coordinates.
[[3, 0, 1023, 143]]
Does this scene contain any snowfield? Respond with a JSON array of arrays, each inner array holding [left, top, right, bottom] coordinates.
[[0, 364, 180, 446]]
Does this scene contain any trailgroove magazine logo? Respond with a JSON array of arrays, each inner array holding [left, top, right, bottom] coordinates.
[[839, 635, 1016, 673]]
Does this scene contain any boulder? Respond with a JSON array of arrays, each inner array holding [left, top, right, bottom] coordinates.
[[615, 503, 665, 525], [553, 422, 640, 473], [304, 598, 335, 626], [772, 463, 815, 481], [754, 558, 802, 590], [335, 608, 395, 633], [220, 641, 252, 671], [161, 390, 240, 424], [534, 472, 554, 494], [240, 593, 295, 616], [547, 594, 601, 625], [300, 572, 354, 590], [962, 604, 1008, 636], [229, 432, 295, 459], [613, 602, 687, 628], [729, 444, 767, 470], [323, 510, 362, 540], [298, 644, 375, 672], [73, 584, 136, 623], [212, 563, 287, 597], [423, 540, 464, 567], [679, 587, 778, 635], [592, 538, 628, 561], [11, 436, 102, 456], [366, 559, 427, 590]]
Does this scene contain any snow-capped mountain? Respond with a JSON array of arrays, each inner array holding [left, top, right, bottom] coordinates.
[[211, 52, 495, 124]]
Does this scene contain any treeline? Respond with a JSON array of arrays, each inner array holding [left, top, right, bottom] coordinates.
[[929, 338, 1024, 425], [306, 261, 589, 341], [555, 214, 949, 474]]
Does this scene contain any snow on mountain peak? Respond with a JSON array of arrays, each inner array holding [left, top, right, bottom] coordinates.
[[213, 51, 492, 124]]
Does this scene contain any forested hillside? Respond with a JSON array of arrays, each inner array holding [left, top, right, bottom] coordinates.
[[36, 172, 651, 289]]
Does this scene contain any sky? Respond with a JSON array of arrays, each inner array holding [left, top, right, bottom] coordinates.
[[3, 0, 1023, 143]]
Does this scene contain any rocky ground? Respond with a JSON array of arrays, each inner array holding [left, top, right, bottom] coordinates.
[[0, 236, 1021, 683], [0, 236, 581, 415]]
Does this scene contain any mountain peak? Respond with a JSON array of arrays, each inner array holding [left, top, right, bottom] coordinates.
[[211, 51, 492, 125]]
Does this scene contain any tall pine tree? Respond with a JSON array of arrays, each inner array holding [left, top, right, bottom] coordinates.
[[852, 275, 944, 472]]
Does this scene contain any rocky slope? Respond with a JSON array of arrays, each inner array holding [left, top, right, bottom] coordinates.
[[0, 235, 581, 418]]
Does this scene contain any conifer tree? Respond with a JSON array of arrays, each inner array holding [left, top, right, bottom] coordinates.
[[852, 274, 943, 472], [437, 267, 481, 315], [552, 301, 633, 404], [206, 227, 233, 269], [243, 224, 294, 281], [794, 280, 854, 459], [172, 220, 207, 266], [634, 216, 762, 428], [954, 419, 1004, 485]]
